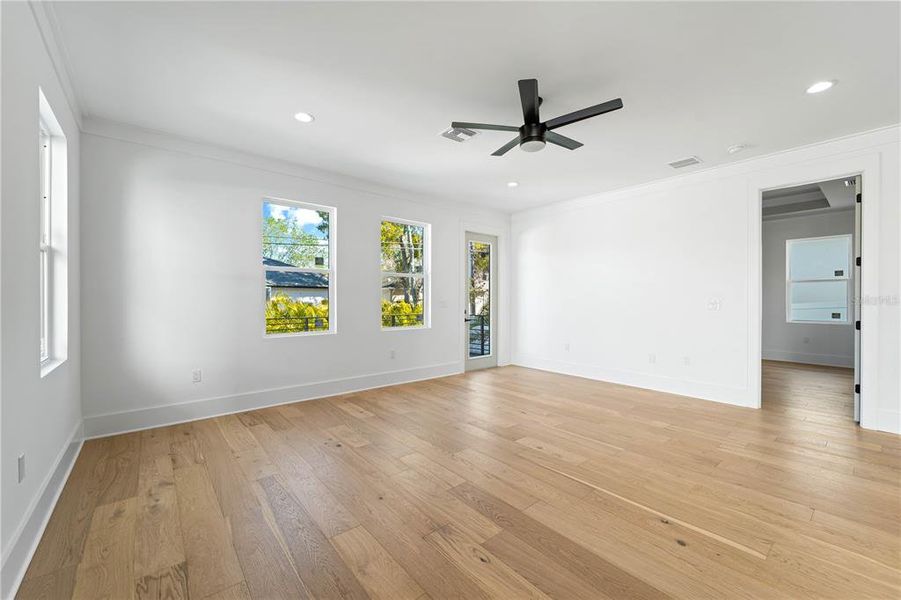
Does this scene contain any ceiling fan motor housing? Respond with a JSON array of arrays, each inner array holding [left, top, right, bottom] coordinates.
[[519, 122, 547, 152]]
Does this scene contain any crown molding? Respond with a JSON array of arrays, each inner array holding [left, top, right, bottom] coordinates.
[[512, 124, 901, 222], [82, 116, 508, 219], [28, 0, 85, 130]]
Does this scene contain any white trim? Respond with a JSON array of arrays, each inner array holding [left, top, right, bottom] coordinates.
[[380, 217, 430, 330], [27, 1, 84, 130], [748, 152, 882, 432], [1, 419, 83, 600], [262, 197, 336, 337], [762, 351, 854, 368], [82, 117, 508, 219], [512, 125, 899, 222], [515, 355, 756, 409], [464, 232, 498, 370], [82, 361, 461, 439], [460, 220, 510, 367]]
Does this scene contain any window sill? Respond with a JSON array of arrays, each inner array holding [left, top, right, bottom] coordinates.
[[381, 325, 429, 332], [786, 320, 851, 326], [40, 358, 66, 378], [264, 330, 336, 339]]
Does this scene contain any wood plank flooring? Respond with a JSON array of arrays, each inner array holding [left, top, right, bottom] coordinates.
[[18, 363, 901, 599]]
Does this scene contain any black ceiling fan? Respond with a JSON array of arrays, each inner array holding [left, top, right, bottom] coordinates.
[[451, 78, 623, 156]]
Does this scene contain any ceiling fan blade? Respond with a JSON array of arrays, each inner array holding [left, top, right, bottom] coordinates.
[[518, 79, 540, 124], [491, 136, 522, 156], [451, 121, 519, 132], [546, 131, 583, 151], [544, 98, 623, 130]]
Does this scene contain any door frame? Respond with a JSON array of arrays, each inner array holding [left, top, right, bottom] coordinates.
[[748, 153, 881, 430], [460, 222, 508, 370], [463, 231, 498, 370]]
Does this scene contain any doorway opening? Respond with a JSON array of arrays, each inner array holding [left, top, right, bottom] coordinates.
[[465, 232, 497, 371], [760, 176, 861, 423]]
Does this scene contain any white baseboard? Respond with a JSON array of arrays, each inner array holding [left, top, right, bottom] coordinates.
[[513, 355, 756, 408], [1, 420, 83, 600], [878, 409, 901, 435], [763, 349, 853, 368], [83, 361, 462, 439]]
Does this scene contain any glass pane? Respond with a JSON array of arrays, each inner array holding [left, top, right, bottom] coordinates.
[[789, 280, 848, 322], [789, 236, 850, 280], [381, 221, 424, 274], [381, 276, 424, 327], [262, 201, 329, 269], [265, 271, 330, 333], [468, 241, 491, 357]]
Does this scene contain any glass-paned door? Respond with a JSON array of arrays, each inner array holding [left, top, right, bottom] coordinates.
[[465, 232, 496, 370]]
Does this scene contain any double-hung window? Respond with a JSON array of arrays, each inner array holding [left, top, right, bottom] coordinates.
[[381, 219, 429, 328], [39, 122, 51, 362], [262, 198, 335, 335], [786, 234, 852, 324]]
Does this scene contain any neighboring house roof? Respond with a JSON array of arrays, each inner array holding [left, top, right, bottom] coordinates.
[[264, 257, 329, 289]]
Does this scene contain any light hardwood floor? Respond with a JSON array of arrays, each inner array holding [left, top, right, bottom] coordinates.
[[18, 363, 901, 599]]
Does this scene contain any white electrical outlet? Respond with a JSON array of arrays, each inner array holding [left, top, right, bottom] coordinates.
[[648, 353, 656, 364], [18, 454, 25, 483], [683, 356, 691, 366], [564, 343, 571, 352], [390, 350, 396, 359], [192, 369, 202, 383], [707, 298, 722, 311]]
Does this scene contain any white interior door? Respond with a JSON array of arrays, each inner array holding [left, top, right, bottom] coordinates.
[[465, 232, 497, 371]]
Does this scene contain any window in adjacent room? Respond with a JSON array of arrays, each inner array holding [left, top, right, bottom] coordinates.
[[786, 234, 852, 323], [381, 218, 429, 328], [262, 199, 335, 335]]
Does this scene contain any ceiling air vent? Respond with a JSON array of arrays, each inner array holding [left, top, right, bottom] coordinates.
[[668, 156, 702, 169], [440, 126, 478, 143]]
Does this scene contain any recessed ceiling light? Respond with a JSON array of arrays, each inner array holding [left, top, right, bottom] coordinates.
[[507, 181, 519, 188], [727, 144, 748, 155], [806, 81, 835, 94], [293, 111, 315, 123]]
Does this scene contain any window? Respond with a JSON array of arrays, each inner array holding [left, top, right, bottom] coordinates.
[[381, 219, 429, 328], [39, 122, 51, 363], [38, 89, 68, 374], [262, 199, 335, 335], [786, 235, 851, 323]]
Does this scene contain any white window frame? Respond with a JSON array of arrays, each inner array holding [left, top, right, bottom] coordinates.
[[785, 234, 852, 325], [381, 217, 430, 330], [261, 197, 337, 337], [39, 121, 52, 363]]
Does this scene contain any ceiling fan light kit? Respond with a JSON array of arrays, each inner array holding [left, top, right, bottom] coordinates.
[[451, 78, 623, 156]]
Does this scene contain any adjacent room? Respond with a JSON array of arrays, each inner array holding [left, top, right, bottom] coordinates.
[[2, 2, 899, 599]]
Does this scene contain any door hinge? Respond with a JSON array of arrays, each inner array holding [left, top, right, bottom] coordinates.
[[855, 383, 860, 394], [856, 192, 862, 203], [855, 320, 861, 330], [856, 256, 861, 267]]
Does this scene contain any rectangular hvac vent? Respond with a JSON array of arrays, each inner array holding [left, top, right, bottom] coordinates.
[[668, 156, 702, 169], [440, 127, 478, 143]]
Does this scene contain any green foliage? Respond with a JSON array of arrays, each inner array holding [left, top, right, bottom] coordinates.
[[381, 299, 423, 328], [262, 212, 328, 268], [266, 294, 329, 333], [469, 242, 490, 316]]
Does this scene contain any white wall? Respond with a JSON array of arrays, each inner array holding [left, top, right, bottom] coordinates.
[[512, 126, 900, 433], [762, 210, 854, 367], [79, 120, 510, 437], [1, 2, 82, 595]]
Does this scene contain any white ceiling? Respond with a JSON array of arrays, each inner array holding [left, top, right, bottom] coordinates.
[[50, 1, 900, 212]]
